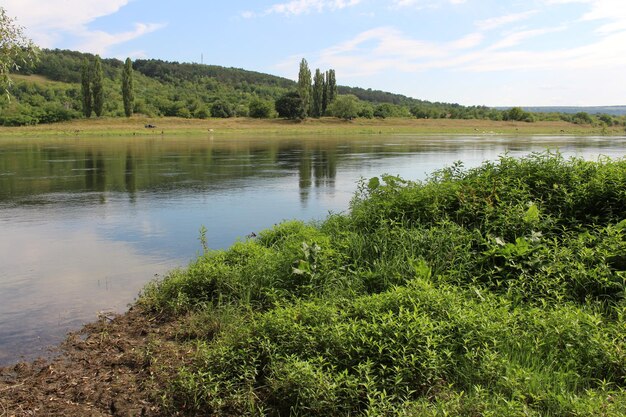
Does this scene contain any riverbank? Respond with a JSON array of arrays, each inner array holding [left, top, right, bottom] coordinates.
[[3, 152, 625, 416], [0, 116, 623, 137], [0, 307, 177, 416]]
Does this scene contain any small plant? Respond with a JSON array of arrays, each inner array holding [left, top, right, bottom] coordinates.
[[198, 225, 208, 254]]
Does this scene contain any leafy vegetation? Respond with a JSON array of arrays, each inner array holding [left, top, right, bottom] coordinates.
[[138, 152, 626, 416], [0, 7, 38, 96], [4, 49, 624, 127], [121, 57, 134, 117]]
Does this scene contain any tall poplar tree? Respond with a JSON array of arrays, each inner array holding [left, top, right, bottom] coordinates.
[[327, 69, 337, 104], [312, 68, 324, 118], [80, 58, 92, 118], [297, 58, 312, 117], [322, 71, 329, 115], [122, 57, 134, 117], [91, 55, 104, 117]]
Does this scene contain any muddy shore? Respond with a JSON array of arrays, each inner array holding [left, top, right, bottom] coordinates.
[[0, 307, 190, 416]]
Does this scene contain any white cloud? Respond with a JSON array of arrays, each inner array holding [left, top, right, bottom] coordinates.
[[487, 26, 566, 51], [74, 23, 167, 56], [279, 26, 484, 78], [2, 0, 165, 55], [543, 0, 626, 33], [391, 0, 466, 9], [244, 0, 362, 17], [281, 2, 626, 81], [579, 0, 626, 33], [475, 10, 539, 31]]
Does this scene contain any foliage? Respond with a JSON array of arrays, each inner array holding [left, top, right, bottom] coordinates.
[[91, 55, 104, 117], [275, 91, 305, 120], [572, 111, 594, 125], [504, 106, 534, 122], [0, 7, 38, 97], [311, 68, 324, 118], [298, 58, 312, 117], [80, 58, 92, 118], [328, 94, 360, 120], [374, 102, 411, 118], [6, 48, 626, 126], [210, 99, 234, 118], [139, 152, 626, 416], [326, 69, 337, 105], [248, 97, 273, 118], [121, 57, 134, 117], [358, 102, 374, 119]]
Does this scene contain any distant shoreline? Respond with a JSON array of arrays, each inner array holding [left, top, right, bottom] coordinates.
[[0, 116, 622, 137]]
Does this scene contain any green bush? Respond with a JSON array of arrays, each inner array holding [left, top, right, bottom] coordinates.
[[248, 97, 273, 118], [140, 153, 626, 416]]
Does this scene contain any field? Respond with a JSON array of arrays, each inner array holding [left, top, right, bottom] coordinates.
[[0, 115, 623, 137], [1, 152, 625, 416]]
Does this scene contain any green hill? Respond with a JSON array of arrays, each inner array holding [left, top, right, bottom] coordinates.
[[2, 48, 624, 127]]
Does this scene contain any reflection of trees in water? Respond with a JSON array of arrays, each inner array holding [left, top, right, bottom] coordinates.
[[85, 151, 95, 190], [125, 148, 136, 203], [2, 137, 619, 206], [95, 153, 106, 192], [298, 151, 312, 204], [1, 139, 354, 203], [85, 152, 106, 192], [297, 149, 337, 205], [84, 151, 107, 199]]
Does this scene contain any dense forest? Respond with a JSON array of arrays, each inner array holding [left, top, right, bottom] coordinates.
[[1, 48, 624, 127]]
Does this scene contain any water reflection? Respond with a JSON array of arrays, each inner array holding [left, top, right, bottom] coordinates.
[[0, 134, 625, 365]]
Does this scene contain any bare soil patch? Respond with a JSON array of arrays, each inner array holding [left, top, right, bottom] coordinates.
[[0, 307, 190, 417]]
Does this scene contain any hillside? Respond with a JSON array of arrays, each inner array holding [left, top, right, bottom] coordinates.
[[2, 48, 625, 127]]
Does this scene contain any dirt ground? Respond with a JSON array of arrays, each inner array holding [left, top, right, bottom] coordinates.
[[0, 307, 191, 417]]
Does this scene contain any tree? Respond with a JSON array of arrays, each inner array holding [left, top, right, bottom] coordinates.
[[211, 100, 234, 118], [311, 69, 324, 118], [0, 7, 38, 97], [121, 57, 134, 117], [322, 71, 329, 115], [326, 69, 337, 104], [91, 55, 104, 117], [297, 58, 311, 117], [249, 97, 273, 118], [374, 103, 396, 119], [504, 107, 533, 122], [328, 94, 359, 120], [80, 58, 92, 118], [275, 91, 305, 120], [572, 111, 593, 125]]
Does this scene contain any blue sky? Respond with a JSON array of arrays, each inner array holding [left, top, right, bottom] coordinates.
[[4, 0, 626, 106]]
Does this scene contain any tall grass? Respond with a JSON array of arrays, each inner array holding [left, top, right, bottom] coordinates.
[[140, 151, 626, 416]]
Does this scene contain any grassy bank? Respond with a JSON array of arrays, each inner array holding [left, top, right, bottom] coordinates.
[[129, 151, 626, 416], [1, 116, 624, 137]]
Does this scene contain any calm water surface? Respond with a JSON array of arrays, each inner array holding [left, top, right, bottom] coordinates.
[[0, 134, 625, 365]]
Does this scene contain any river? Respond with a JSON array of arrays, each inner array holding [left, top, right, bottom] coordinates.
[[0, 134, 624, 365]]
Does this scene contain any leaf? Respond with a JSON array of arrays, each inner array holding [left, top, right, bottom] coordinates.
[[524, 203, 540, 224], [367, 177, 380, 191]]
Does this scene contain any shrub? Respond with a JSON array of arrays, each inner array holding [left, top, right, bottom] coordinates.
[[141, 153, 626, 416], [210, 100, 234, 118], [248, 97, 273, 118]]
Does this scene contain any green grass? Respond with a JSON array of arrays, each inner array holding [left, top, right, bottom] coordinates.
[[139, 151, 626, 416], [1, 115, 623, 137]]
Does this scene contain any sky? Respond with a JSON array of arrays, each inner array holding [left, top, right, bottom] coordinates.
[[3, 0, 626, 107]]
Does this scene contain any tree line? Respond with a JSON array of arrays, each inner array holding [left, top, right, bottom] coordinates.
[[1, 46, 625, 127]]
